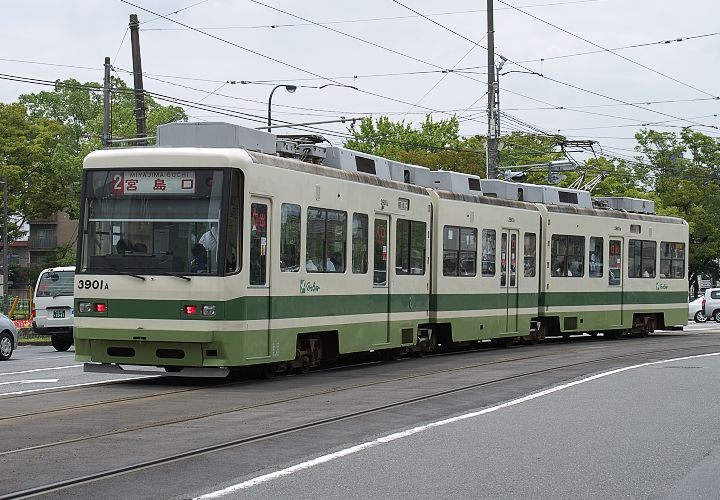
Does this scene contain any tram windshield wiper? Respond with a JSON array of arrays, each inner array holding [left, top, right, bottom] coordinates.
[[155, 270, 191, 282], [99, 255, 146, 281]]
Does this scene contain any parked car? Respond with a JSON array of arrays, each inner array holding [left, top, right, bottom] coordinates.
[[32, 266, 75, 351], [703, 288, 720, 323], [0, 312, 19, 360], [689, 297, 707, 323]]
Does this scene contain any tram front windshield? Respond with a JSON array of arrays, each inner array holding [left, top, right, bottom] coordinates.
[[80, 169, 225, 276]]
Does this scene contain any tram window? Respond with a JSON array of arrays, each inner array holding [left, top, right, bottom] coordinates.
[[609, 240, 622, 286], [225, 171, 241, 274], [374, 219, 388, 286], [352, 213, 369, 274], [443, 226, 477, 277], [481, 229, 496, 276], [396, 219, 426, 275], [589, 237, 603, 278], [660, 241, 685, 279], [551, 234, 584, 277], [523, 232, 536, 277], [306, 207, 346, 273], [280, 204, 300, 272], [628, 239, 656, 278], [249, 203, 268, 285]]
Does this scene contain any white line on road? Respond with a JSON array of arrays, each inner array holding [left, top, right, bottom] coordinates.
[[0, 365, 81, 377], [0, 376, 157, 397], [0, 378, 59, 386], [196, 351, 720, 499]]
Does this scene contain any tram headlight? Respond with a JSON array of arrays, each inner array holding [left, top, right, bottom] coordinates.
[[79, 302, 92, 313], [202, 305, 216, 317]]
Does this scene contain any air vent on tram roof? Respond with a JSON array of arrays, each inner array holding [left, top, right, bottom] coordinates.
[[322, 147, 392, 180], [426, 171, 483, 196], [594, 197, 655, 214], [156, 122, 277, 154]]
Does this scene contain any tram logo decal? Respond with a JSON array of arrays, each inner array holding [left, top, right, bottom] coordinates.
[[656, 283, 669, 290], [300, 280, 320, 294]]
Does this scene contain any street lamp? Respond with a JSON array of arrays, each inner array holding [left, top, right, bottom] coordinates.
[[267, 84, 297, 133]]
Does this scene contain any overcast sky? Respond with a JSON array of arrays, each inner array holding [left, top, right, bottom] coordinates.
[[4, 0, 720, 164]]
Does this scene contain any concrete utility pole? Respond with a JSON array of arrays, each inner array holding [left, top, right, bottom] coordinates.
[[486, 0, 499, 180], [103, 57, 111, 148], [2, 177, 8, 316], [129, 14, 147, 146]]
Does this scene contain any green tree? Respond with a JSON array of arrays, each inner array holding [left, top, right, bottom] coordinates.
[[635, 128, 720, 292], [0, 102, 69, 238], [346, 116, 561, 177]]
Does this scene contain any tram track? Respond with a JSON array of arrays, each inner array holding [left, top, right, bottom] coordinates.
[[0, 335, 708, 425], [3, 340, 719, 499]]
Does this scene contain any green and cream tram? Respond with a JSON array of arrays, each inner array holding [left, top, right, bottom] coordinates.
[[75, 122, 688, 376]]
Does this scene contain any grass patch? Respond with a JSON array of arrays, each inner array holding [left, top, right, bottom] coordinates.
[[18, 329, 51, 345]]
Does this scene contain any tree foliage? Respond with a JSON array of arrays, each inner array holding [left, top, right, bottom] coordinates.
[[0, 78, 187, 245], [346, 115, 562, 177], [635, 128, 720, 291]]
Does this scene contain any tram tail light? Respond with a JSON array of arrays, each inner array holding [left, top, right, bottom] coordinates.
[[202, 305, 216, 317], [184, 305, 198, 315], [78, 303, 91, 313], [94, 303, 107, 313]]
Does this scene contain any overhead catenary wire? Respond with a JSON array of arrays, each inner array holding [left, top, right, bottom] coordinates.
[[495, 0, 719, 99]]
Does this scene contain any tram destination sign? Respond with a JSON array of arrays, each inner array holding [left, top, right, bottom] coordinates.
[[109, 171, 196, 195]]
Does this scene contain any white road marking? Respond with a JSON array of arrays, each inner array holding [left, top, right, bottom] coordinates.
[[0, 376, 157, 397], [0, 365, 81, 377], [0, 378, 59, 386], [196, 351, 720, 498]]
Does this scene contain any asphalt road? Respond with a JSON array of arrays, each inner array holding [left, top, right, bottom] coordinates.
[[218, 350, 720, 500], [0, 345, 158, 397], [1, 322, 719, 499]]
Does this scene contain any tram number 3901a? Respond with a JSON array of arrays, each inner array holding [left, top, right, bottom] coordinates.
[[78, 279, 109, 290]]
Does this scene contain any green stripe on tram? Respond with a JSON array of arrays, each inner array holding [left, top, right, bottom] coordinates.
[[538, 291, 687, 307], [77, 290, 685, 321]]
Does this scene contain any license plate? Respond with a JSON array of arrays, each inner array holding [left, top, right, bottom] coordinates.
[[53, 310, 66, 319]]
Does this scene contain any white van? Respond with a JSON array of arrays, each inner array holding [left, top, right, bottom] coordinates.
[[32, 266, 75, 351]]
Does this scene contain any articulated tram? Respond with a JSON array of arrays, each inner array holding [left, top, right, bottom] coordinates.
[[75, 122, 688, 377]]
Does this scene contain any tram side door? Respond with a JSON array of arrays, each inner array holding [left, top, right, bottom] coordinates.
[[608, 238, 623, 327], [373, 215, 391, 345], [500, 229, 520, 333], [248, 197, 271, 358]]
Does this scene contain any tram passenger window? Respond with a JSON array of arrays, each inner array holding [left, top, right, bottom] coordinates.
[[443, 226, 477, 277], [306, 207, 346, 273], [523, 232, 536, 277], [225, 171, 241, 274], [660, 241, 685, 279], [628, 239, 656, 278], [396, 219, 426, 275], [249, 203, 268, 285], [609, 240, 622, 286], [481, 229, 496, 276], [589, 237, 603, 278], [280, 204, 300, 272], [352, 213, 369, 274], [550, 234, 584, 277]]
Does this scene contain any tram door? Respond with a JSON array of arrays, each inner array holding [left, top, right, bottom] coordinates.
[[500, 229, 519, 333], [608, 238, 624, 326], [373, 215, 391, 344], [248, 198, 271, 357]]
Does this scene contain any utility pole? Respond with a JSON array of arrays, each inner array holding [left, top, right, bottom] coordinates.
[[486, 0, 499, 180], [2, 177, 7, 316], [103, 57, 111, 148], [129, 14, 147, 146]]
